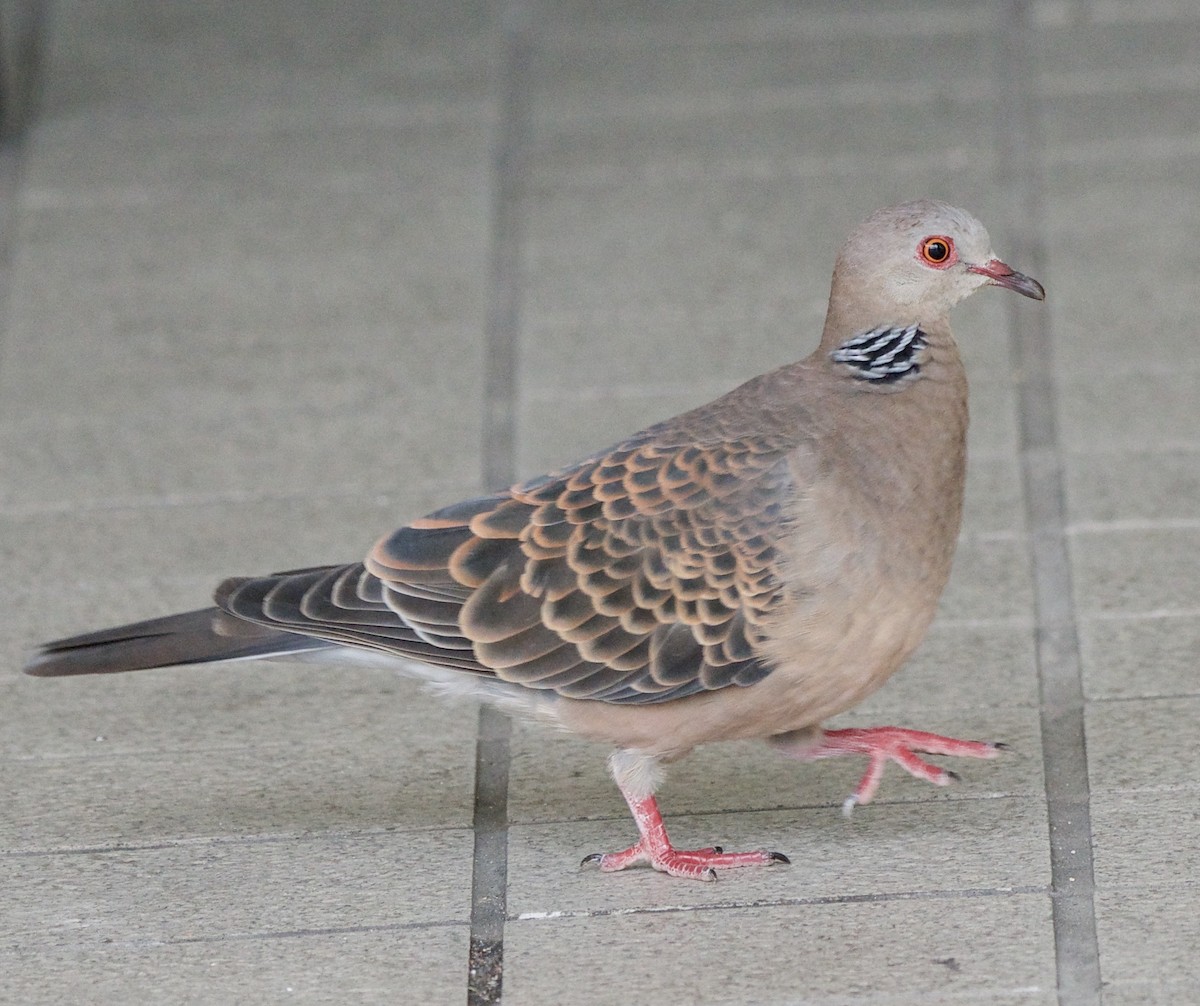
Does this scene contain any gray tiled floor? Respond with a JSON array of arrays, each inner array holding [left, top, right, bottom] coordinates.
[[2, 2, 1197, 1004]]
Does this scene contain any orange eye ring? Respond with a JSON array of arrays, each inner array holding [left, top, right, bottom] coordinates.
[[919, 235, 955, 267]]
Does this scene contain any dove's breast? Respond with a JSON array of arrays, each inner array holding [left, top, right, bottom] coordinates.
[[551, 344, 969, 759]]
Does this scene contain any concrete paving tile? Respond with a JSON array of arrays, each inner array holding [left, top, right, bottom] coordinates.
[[0, 313, 468, 420], [0, 389, 482, 509], [0, 496, 466, 634], [525, 124, 1004, 216], [1085, 695, 1200, 792], [1069, 528, 1200, 615], [3, 706, 476, 849], [1043, 124, 1199, 174], [3, 735, 474, 849], [508, 797, 1048, 919], [528, 90, 998, 181], [521, 176, 842, 319], [0, 299, 485, 420], [506, 705, 1042, 826], [527, 11, 999, 110], [1059, 372, 1200, 454], [1095, 885, 1200, 995], [1064, 449, 1200, 525], [1092, 788, 1197, 889], [503, 896, 1056, 1005], [1033, 16, 1200, 73], [1, 151, 490, 504], [3, 112, 493, 400], [855, 620, 1039, 715], [1043, 272, 1194, 404], [540, 0, 1002, 35], [1, 829, 470, 946], [0, 413, 481, 515], [7, 647, 479, 844], [1047, 275, 1193, 384], [1078, 614, 1200, 701], [1042, 177, 1196, 368], [1041, 130, 1200, 172], [1087, 789, 1196, 995], [520, 130, 1003, 221], [0, 924, 468, 1006], [958, 293, 1020, 375], [938, 535, 1033, 623], [4, 656, 476, 780], [520, 301, 826, 402], [1040, 89, 1199, 156], [1, 423, 481, 519], [964, 375, 1022, 460], [4, 190, 489, 356], [961, 455, 1026, 536], [1101, 983, 1200, 1006], [41, 2, 500, 121], [25, 113, 493, 199]]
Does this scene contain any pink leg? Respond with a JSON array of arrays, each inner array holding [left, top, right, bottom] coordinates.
[[791, 726, 1007, 816], [582, 755, 790, 881]]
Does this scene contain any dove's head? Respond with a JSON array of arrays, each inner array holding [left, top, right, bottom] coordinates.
[[825, 199, 1044, 338]]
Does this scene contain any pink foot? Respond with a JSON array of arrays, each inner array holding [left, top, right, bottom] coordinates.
[[582, 842, 787, 882], [800, 726, 1007, 816], [581, 794, 789, 881]]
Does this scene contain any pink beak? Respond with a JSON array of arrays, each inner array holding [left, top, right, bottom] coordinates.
[[967, 258, 1045, 300]]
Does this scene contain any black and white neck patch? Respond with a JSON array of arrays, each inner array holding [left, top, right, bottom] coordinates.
[[831, 323, 927, 384]]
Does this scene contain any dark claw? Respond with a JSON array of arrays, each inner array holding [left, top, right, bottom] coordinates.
[[993, 742, 1012, 752], [769, 851, 791, 865], [705, 868, 717, 881], [946, 770, 962, 783], [712, 846, 723, 854], [580, 853, 603, 868]]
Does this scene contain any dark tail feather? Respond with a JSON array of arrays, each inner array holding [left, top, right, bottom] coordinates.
[[23, 608, 332, 677]]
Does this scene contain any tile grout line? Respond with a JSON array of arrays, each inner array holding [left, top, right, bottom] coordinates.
[[0, 144, 24, 374], [0, 2, 49, 391], [467, 6, 533, 1005], [997, 3, 1102, 1003], [511, 885, 1052, 923]]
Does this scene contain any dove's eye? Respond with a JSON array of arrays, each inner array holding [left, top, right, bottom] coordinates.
[[919, 236, 955, 267]]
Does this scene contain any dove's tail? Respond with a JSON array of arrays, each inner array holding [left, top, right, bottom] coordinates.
[[22, 608, 331, 677]]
